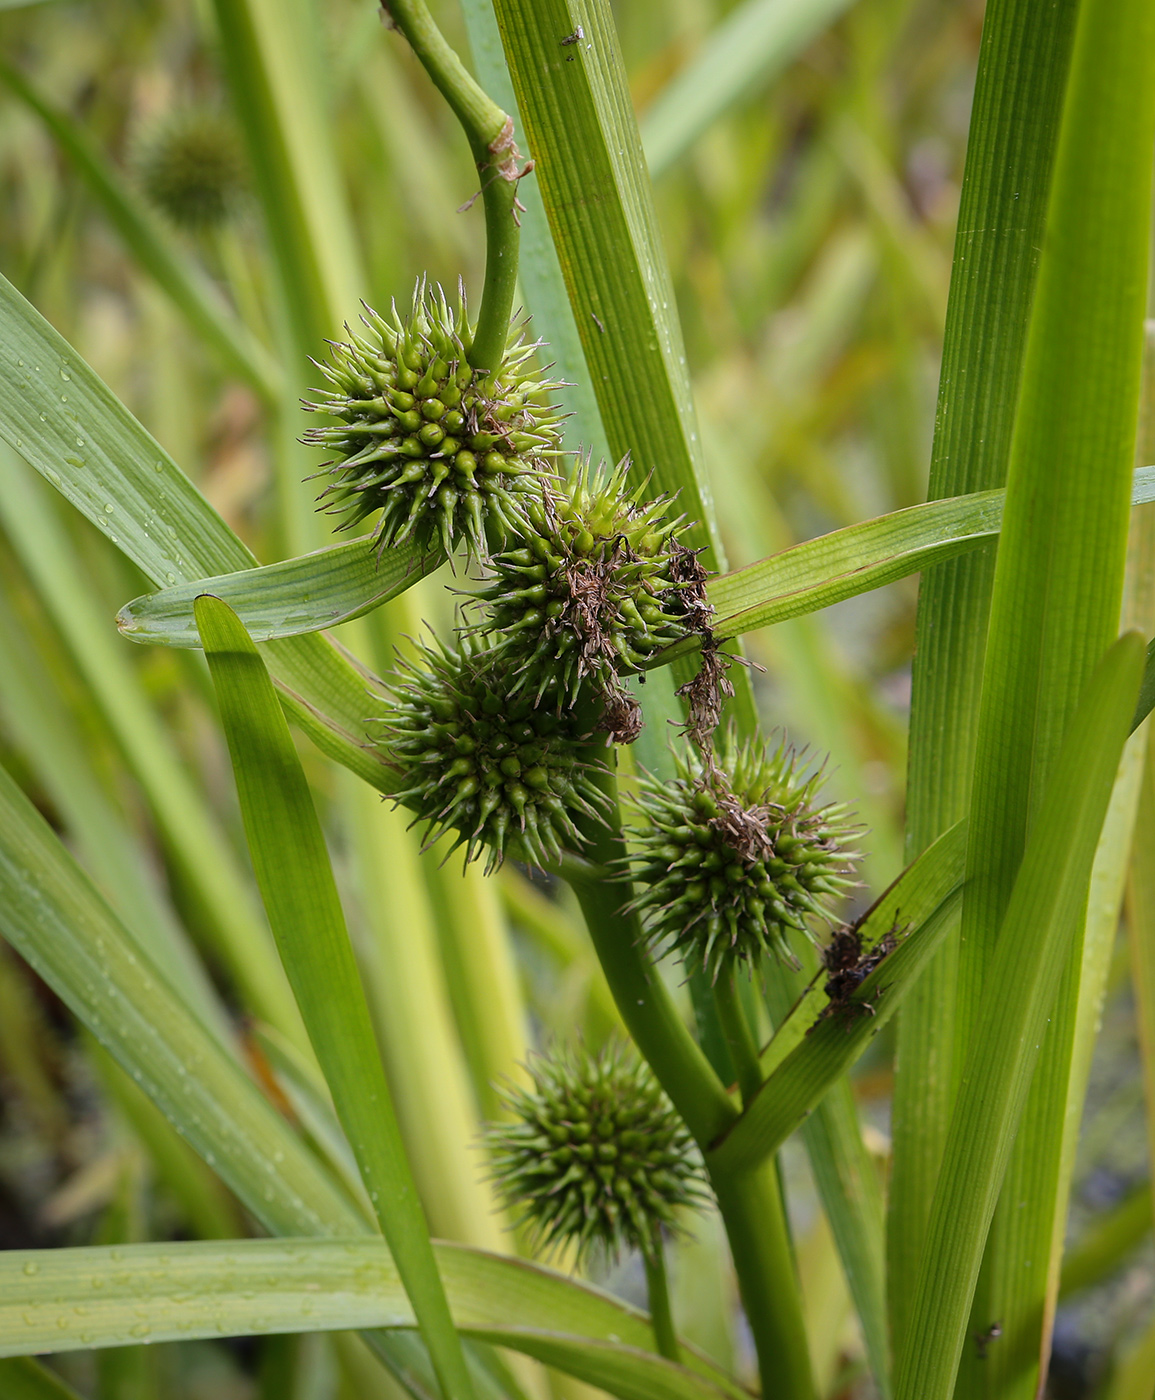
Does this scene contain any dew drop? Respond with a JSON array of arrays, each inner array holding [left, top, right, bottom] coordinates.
[[38, 413, 46, 422], [104, 503, 115, 514], [60, 370, 71, 381], [165, 572, 176, 584], [75, 437, 85, 447]]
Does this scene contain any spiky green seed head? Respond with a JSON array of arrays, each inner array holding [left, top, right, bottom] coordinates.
[[476, 459, 700, 725], [484, 1042, 706, 1264], [305, 281, 565, 559], [626, 732, 860, 979], [136, 109, 248, 230], [378, 634, 609, 873]]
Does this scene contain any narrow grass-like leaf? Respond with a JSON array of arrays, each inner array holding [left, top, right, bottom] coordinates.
[[640, 0, 858, 177], [118, 537, 441, 647], [0, 1359, 84, 1400], [0, 590, 228, 1043], [890, 0, 1081, 1354], [488, 0, 757, 728], [894, 633, 1145, 1400], [487, 0, 719, 564], [758, 821, 966, 1080], [708, 883, 964, 1176], [117, 472, 1155, 654], [0, 450, 306, 1044], [0, 759, 365, 1238], [0, 1239, 747, 1400], [951, 0, 1155, 1386], [0, 272, 395, 792], [0, 60, 282, 403], [194, 594, 474, 1400]]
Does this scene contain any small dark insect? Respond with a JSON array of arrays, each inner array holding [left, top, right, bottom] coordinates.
[[561, 26, 584, 45], [975, 1322, 1003, 1360], [819, 916, 902, 1022]]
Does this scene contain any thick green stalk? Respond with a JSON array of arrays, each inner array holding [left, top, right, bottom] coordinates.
[[889, 0, 1080, 1356], [643, 1246, 680, 1364], [711, 1167, 816, 1400], [384, 0, 521, 373], [561, 757, 814, 1400]]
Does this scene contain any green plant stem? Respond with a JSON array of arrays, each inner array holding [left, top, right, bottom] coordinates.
[[713, 971, 763, 1105], [712, 1167, 816, 1400], [560, 755, 815, 1400], [384, 0, 521, 373], [643, 1244, 680, 1363]]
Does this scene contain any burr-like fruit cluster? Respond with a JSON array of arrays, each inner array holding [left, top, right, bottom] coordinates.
[[305, 281, 564, 558], [477, 460, 698, 722], [484, 1042, 705, 1263], [381, 635, 607, 872], [626, 733, 860, 978]]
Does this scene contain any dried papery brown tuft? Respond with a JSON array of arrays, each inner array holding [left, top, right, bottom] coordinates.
[[819, 918, 903, 1022]]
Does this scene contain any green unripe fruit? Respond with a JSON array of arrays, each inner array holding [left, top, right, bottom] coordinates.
[[476, 459, 699, 732], [378, 635, 609, 872], [305, 280, 564, 559], [483, 1043, 706, 1264], [136, 108, 247, 231], [625, 731, 861, 978]]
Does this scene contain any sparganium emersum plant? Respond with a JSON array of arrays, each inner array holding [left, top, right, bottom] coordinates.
[[1, 0, 1153, 1399]]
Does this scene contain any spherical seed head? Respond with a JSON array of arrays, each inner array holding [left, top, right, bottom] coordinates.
[[378, 634, 610, 872], [626, 732, 861, 979], [137, 109, 248, 230], [305, 280, 565, 559], [484, 1042, 706, 1264], [477, 458, 698, 720]]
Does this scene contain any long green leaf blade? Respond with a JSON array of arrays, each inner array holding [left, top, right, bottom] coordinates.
[[195, 594, 475, 1400], [0, 1238, 746, 1400], [703, 471, 1152, 645], [115, 472, 1155, 652], [0, 270, 394, 791], [119, 536, 440, 646], [0, 448, 304, 1044], [950, 0, 1155, 1386], [889, 0, 1081, 1354], [894, 633, 1145, 1400], [488, 0, 757, 728], [0, 759, 365, 1238]]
